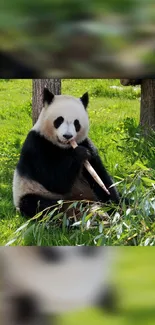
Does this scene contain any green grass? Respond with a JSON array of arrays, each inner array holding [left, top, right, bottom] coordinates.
[[1, 79, 155, 246]]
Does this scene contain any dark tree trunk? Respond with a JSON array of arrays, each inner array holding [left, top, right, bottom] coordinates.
[[120, 79, 141, 86], [32, 79, 61, 124], [140, 79, 155, 131]]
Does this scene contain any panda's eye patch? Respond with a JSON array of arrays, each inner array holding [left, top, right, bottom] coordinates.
[[38, 248, 64, 263], [54, 116, 64, 129], [74, 119, 81, 132]]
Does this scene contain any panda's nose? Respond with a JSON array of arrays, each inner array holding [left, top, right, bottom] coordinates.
[[63, 133, 73, 140]]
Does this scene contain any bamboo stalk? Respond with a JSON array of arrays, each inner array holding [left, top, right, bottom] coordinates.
[[70, 140, 110, 195]]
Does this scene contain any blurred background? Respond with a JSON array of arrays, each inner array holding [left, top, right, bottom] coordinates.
[[1, 248, 155, 325], [0, 0, 155, 77], [62, 247, 155, 325]]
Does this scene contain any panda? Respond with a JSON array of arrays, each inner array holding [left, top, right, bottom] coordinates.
[[13, 88, 120, 220], [0, 247, 118, 325]]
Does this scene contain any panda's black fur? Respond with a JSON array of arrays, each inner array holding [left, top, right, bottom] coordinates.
[[13, 88, 120, 219]]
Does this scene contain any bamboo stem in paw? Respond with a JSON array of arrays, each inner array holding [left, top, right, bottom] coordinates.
[[70, 140, 110, 196]]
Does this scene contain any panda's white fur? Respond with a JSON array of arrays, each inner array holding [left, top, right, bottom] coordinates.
[[32, 94, 89, 148], [0, 247, 114, 314]]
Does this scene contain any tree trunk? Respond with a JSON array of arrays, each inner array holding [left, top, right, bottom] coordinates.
[[140, 79, 155, 131], [120, 79, 141, 86], [32, 79, 61, 124]]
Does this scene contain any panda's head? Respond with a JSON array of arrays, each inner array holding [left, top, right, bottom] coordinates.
[[33, 88, 89, 148], [0, 247, 113, 314]]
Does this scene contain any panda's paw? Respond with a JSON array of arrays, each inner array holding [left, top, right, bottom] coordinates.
[[74, 146, 91, 162]]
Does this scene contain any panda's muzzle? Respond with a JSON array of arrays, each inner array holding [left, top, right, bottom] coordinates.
[[63, 133, 73, 140]]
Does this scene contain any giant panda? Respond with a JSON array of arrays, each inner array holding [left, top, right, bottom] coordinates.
[[0, 247, 118, 325], [13, 88, 120, 220]]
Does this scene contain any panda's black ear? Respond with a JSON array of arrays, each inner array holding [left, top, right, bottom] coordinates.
[[80, 92, 89, 109], [43, 88, 54, 106]]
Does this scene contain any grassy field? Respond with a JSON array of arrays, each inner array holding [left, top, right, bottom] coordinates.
[[1, 79, 155, 246]]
